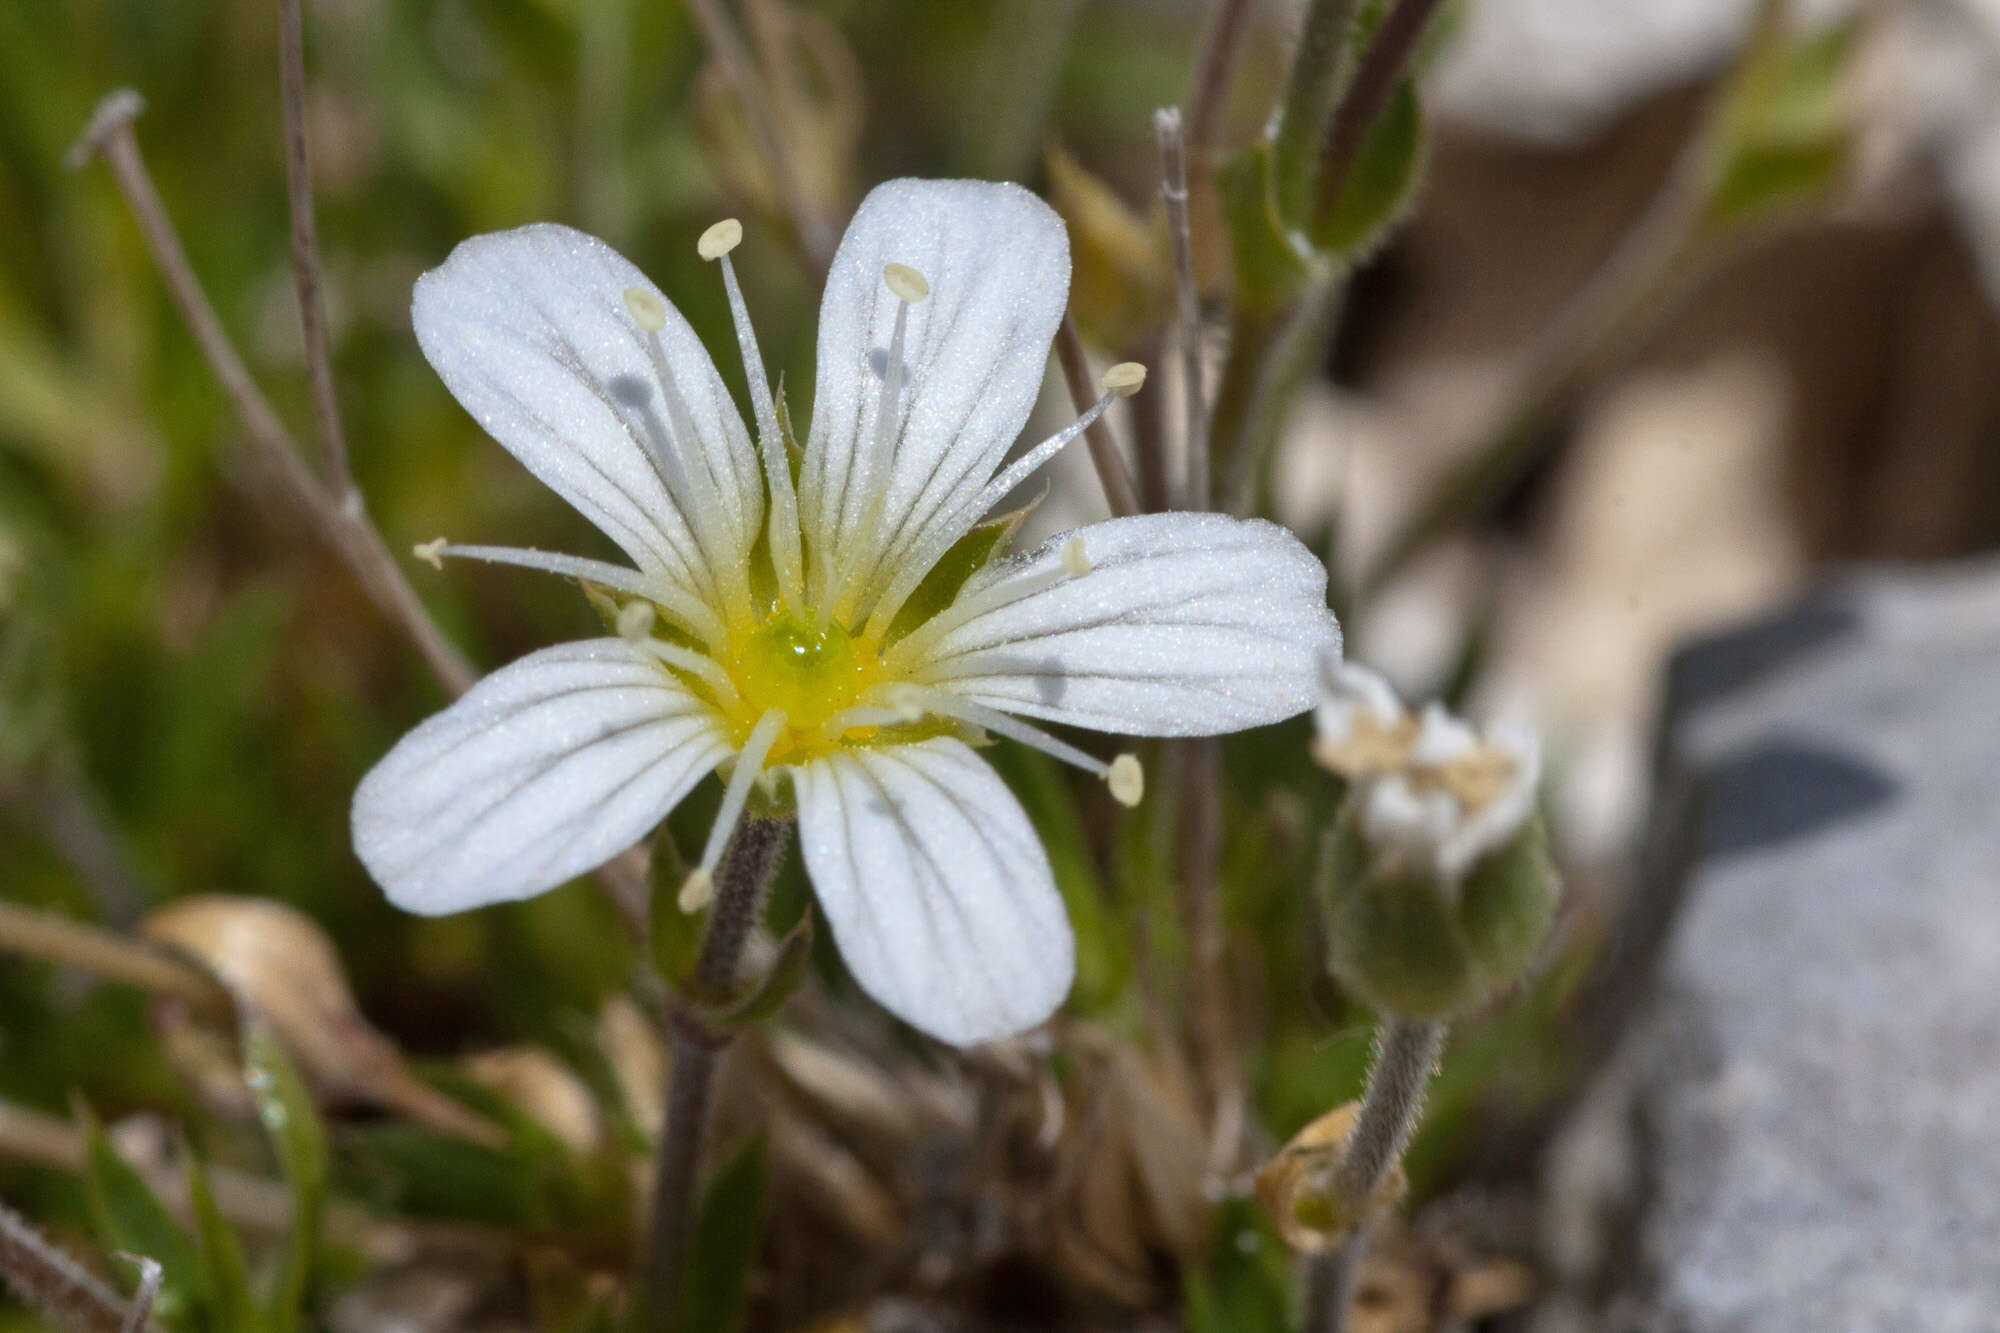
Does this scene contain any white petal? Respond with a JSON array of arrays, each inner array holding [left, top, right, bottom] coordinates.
[[1314, 654, 1406, 743], [353, 639, 730, 915], [792, 737, 1073, 1046], [800, 179, 1069, 605], [909, 513, 1340, 736], [412, 223, 762, 594]]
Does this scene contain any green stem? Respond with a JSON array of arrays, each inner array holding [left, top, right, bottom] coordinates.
[[1300, 1016, 1445, 1333], [1273, 0, 1361, 225], [1310, 0, 1445, 237]]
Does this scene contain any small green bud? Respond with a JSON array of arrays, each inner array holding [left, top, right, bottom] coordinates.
[[1319, 808, 1560, 1019]]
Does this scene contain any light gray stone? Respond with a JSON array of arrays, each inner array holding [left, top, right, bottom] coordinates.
[[1550, 559, 2000, 1331]]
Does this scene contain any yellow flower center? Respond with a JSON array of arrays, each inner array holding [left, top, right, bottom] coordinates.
[[716, 608, 888, 764]]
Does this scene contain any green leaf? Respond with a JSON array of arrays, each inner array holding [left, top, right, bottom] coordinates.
[[78, 1102, 210, 1328], [242, 1023, 327, 1333], [1217, 139, 1321, 319], [677, 1132, 768, 1333], [710, 908, 814, 1028], [1310, 77, 1426, 260], [1705, 14, 1858, 230], [1183, 1199, 1291, 1333], [182, 1139, 258, 1333]]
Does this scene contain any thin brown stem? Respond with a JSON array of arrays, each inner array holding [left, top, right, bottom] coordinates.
[[641, 818, 791, 1323], [1311, 0, 1444, 234], [0, 900, 231, 1017], [685, 0, 834, 270], [0, 1199, 160, 1333], [1155, 108, 1210, 511], [67, 92, 476, 697], [1184, 0, 1258, 170], [1055, 315, 1141, 519], [277, 0, 352, 492]]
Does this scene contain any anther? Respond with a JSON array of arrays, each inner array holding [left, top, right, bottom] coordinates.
[[678, 867, 715, 913], [1060, 536, 1093, 577], [623, 287, 667, 333], [883, 263, 929, 303], [698, 218, 743, 261], [1101, 362, 1147, 397], [616, 600, 656, 643], [1108, 755, 1145, 807], [412, 537, 448, 571]]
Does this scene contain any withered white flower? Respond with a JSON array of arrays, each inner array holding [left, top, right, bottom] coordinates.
[[352, 179, 1339, 1045], [1312, 652, 1538, 886]]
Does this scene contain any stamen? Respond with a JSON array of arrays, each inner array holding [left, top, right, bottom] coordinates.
[[816, 262, 928, 630], [882, 563, 1073, 671], [1107, 754, 1145, 807], [1060, 536, 1093, 576], [619, 292, 754, 622], [435, 543, 726, 647], [685, 708, 788, 907], [882, 685, 1112, 778], [616, 600, 656, 643], [861, 371, 1139, 642], [697, 218, 743, 260], [639, 638, 745, 712], [412, 537, 448, 571], [702, 218, 805, 609], [815, 703, 909, 738]]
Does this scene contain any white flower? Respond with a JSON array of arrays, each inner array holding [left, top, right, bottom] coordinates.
[[352, 179, 1339, 1046], [1312, 652, 1538, 886]]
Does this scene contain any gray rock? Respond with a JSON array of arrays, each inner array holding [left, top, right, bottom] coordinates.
[[1545, 559, 2000, 1331]]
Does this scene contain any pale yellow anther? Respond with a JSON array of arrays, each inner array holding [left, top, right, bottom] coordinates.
[[1060, 536, 1093, 577], [883, 262, 929, 303], [623, 286, 667, 332], [412, 538, 448, 571], [882, 683, 928, 725], [615, 599, 656, 643], [698, 218, 743, 261], [678, 867, 716, 914], [1101, 362, 1147, 397], [1108, 754, 1145, 808]]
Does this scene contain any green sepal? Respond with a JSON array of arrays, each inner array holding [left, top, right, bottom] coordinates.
[[242, 1021, 328, 1333], [648, 830, 702, 989], [881, 492, 1040, 647], [709, 908, 814, 1029], [1458, 813, 1561, 994], [1218, 138, 1322, 319], [1318, 809, 1560, 1019], [77, 1098, 210, 1327], [1310, 77, 1426, 261]]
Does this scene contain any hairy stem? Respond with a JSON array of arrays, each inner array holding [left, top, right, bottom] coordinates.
[[1055, 314, 1142, 518], [277, 0, 352, 492], [1272, 0, 1361, 224], [641, 818, 791, 1322], [1301, 1016, 1445, 1333], [1311, 0, 1444, 235], [0, 1199, 158, 1333]]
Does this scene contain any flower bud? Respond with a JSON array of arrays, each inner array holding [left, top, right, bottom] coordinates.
[[1312, 654, 1560, 1018], [1319, 808, 1559, 1019]]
